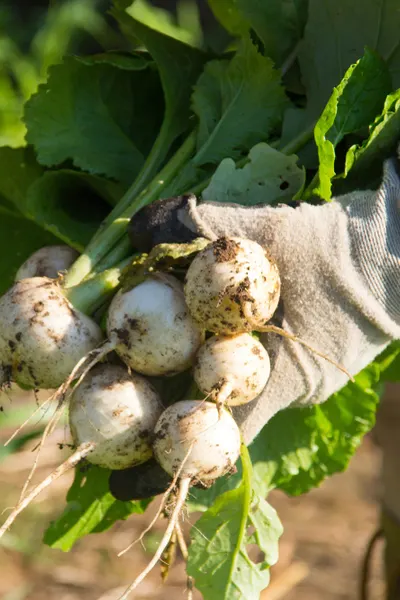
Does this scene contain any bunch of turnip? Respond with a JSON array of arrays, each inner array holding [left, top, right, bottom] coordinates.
[[0, 234, 351, 600]]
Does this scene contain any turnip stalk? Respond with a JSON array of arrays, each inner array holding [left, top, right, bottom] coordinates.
[[64, 131, 197, 288]]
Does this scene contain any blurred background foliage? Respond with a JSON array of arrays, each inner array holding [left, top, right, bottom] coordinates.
[[0, 0, 225, 148]]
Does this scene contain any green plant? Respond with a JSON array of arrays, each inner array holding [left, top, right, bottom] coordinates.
[[1, 1, 400, 598]]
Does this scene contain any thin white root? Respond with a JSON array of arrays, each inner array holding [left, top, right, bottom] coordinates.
[[0, 442, 95, 539], [116, 477, 191, 600], [118, 444, 194, 558], [262, 323, 354, 381], [175, 522, 194, 600], [18, 394, 67, 503], [18, 340, 114, 504], [243, 304, 354, 382], [213, 379, 233, 415], [4, 396, 52, 446], [60, 339, 115, 402]]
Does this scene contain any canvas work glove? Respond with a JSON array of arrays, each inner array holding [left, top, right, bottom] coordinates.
[[129, 159, 400, 445]]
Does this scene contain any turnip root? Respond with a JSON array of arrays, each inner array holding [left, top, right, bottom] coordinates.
[[0, 277, 103, 389], [69, 364, 163, 470], [194, 333, 270, 407], [0, 442, 96, 542], [107, 274, 204, 376], [184, 236, 280, 334], [115, 401, 241, 600], [15, 245, 79, 280]]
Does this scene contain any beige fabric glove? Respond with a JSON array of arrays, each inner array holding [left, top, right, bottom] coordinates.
[[181, 159, 400, 444]]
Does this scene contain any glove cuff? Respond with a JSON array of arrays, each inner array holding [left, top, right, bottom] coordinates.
[[344, 159, 400, 325]]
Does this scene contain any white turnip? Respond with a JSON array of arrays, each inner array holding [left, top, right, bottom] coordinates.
[[185, 236, 351, 378], [107, 274, 204, 376], [184, 236, 280, 334], [116, 400, 241, 599], [153, 400, 241, 481], [15, 245, 79, 280], [0, 277, 103, 389], [69, 363, 163, 470], [0, 363, 163, 539], [194, 333, 270, 407]]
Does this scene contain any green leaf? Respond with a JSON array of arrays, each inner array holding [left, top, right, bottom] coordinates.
[[122, 0, 203, 47], [310, 49, 391, 200], [187, 445, 283, 600], [209, 0, 308, 67], [299, 0, 400, 121], [251, 365, 380, 496], [112, 2, 206, 187], [0, 208, 59, 294], [0, 146, 43, 212], [44, 464, 150, 552], [24, 54, 164, 184], [343, 89, 400, 188], [25, 170, 124, 251], [202, 143, 305, 205], [192, 37, 287, 167], [375, 341, 400, 382]]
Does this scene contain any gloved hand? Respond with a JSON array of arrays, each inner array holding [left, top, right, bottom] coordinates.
[[129, 159, 400, 445]]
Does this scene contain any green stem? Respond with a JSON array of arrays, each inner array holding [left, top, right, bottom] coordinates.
[[85, 234, 132, 279], [64, 131, 197, 288], [279, 121, 316, 156], [64, 255, 135, 315], [302, 171, 320, 200], [92, 121, 176, 241]]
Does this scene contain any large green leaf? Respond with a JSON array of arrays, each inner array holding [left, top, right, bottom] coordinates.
[[209, 0, 308, 67], [192, 37, 287, 167], [121, 0, 203, 47], [309, 49, 391, 200], [0, 146, 43, 212], [251, 365, 380, 496], [24, 53, 164, 184], [202, 143, 305, 205], [112, 2, 206, 188], [187, 446, 282, 600], [44, 464, 150, 552], [299, 0, 400, 121], [26, 170, 124, 250]]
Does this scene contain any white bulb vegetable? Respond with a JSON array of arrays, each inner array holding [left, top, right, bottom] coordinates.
[[194, 333, 270, 406], [69, 364, 163, 470], [0, 277, 103, 388], [153, 400, 241, 481], [15, 245, 79, 280], [107, 274, 203, 376], [184, 236, 280, 334]]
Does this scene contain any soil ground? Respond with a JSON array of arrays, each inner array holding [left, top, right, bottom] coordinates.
[[0, 393, 385, 600]]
